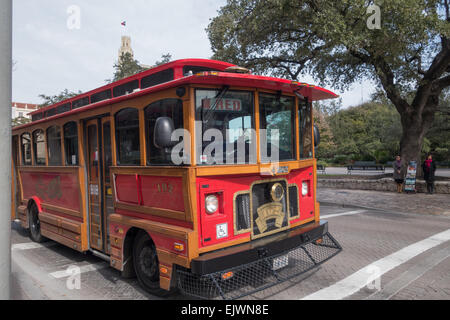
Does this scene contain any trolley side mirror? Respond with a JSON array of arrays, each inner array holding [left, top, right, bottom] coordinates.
[[154, 117, 176, 149], [314, 125, 320, 148]]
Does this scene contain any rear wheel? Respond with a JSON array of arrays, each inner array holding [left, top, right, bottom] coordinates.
[[28, 203, 45, 243], [133, 231, 175, 297]]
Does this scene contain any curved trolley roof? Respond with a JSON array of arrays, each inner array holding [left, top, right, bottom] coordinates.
[[15, 58, 338, 131]]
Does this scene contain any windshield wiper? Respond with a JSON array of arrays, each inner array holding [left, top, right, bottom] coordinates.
[[200, 85, 230, 164], [201, 85, 230, 135]]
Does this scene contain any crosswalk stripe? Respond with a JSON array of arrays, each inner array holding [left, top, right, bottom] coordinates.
[[301, 228, 450, 300]]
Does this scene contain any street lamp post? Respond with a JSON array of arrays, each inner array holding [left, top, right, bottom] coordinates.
[[0, 0, 12, 300]]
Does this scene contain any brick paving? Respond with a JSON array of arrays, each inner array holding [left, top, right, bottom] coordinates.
[[318, 187, 450, 216]]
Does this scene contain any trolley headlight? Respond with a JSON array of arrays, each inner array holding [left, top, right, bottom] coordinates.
[[205, 195, 219, 214], [302, 182, 309, 196], [271, 183, 284, 202]]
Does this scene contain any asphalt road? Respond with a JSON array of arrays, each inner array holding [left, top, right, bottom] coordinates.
[[11, 204, 450, 300]]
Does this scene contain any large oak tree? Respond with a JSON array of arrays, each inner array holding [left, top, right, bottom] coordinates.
[[207, 0, 450, 172]]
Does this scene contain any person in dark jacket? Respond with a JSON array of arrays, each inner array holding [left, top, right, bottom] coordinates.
[[393, 155, 405, 193], [422, 154, 437, 194]]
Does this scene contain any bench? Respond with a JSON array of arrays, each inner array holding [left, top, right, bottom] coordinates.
[[317, 165, 326, 174], [347, 161, 385, 175]]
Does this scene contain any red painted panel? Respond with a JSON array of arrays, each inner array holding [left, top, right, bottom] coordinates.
[[140, 176, 185, 212], [115, 174, 139, 204], [197, 168, 316, 249], [288, 167, 315, 222], [21, 171, 80, 211]]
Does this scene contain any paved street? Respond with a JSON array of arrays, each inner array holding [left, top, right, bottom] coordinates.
[[11, 197, 450, 300]]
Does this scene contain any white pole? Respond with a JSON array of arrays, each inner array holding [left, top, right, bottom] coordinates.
[[0, 0, 12, 300]]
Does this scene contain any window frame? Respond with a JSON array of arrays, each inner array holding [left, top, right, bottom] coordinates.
[[21, 132, 32, 166], [194, 88, 257, 166], [114, 107, 141, 166], [63, 121, 79, 166], [258, 92, 297, 163], [144, 98, 184, 166], [46, 126, 63, 166], [32, 129, 46, 166]]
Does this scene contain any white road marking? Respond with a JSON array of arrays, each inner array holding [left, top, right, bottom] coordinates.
[[321, 210, 367, 219], [301, 228, 450, 300], [12, 242, 56, 251], [49, 262, 109, 279], [366, 244, 450, 300]]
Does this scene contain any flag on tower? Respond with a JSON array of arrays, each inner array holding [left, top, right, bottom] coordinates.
[[121, 21, 126, 27]]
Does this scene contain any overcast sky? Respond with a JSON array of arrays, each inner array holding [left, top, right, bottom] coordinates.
[[12, 0, 374, 108]]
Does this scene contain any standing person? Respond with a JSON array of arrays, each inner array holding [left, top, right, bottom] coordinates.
[[422, 154, 437, 194], [393, 155, 404, 193]]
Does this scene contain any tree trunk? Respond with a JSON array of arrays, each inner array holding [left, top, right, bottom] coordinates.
[[400, 123, 424, 178], [399, 104, 436, 178]]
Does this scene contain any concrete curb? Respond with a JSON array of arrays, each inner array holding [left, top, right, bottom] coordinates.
[[318, 178, 450, 194]]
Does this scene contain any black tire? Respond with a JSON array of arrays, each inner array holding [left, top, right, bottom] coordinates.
[[133, 231, 175, 297], [28, 203, 45, 243]]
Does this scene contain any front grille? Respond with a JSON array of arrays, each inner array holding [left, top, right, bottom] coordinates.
[[235, 193, 251, 232], [177, 232, 342, 300], [251, 181, 289, 238], [288, 185, 299, 218]]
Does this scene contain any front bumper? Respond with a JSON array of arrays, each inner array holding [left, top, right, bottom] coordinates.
[[177, 220, 342, 300]]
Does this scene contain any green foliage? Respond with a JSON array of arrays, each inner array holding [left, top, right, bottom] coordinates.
[[327, 102, 402, 163], [425, 94, 450, 162], [314, 97, 449, 165], [154, 53, 172, 66], [110, 52, 146, 83], [12, 116, 31, 127], [208, 0, 450, 168], [38, 89, 82, 108]]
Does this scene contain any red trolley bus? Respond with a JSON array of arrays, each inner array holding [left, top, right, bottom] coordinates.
[[11, 59, 342, 299]]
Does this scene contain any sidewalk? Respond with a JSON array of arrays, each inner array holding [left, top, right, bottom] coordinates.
[[317, 187, 450, 216]]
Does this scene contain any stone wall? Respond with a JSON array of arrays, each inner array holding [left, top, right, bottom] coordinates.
[[318, 178, 450, 194]]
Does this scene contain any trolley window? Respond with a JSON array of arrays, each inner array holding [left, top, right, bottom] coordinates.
[[32, 130, 46, 166], [115, 108, 141, 165], [47, 126, 62, 166], [21, 133, 32, 166], [64, 122, 79, 166], [145, 99, 184, 165]]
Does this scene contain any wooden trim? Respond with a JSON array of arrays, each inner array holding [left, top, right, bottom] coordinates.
[[41, 203, 81, 219], [109, 213, 192, 240], [157, 249, 190, 268], [139, 108, 146, 166], [41, 228, 83, 252], [18, 166, 79, 173], [188, 86, 197, 166], [311, 101, 315, 159], [196, 164, 261, 177], [255, 89, 261, 164], [110, 115, 117, 166], [185, 168, 199, 260], [195, 160, 315, 177], [295, 96, 300, 161], [60, 124, 66, 166], [110, 166, 186, 177], [115, 202, 185, 221], [30, 131, 36, 166], [39, 211, 81, 234], [18, 133, 24, 166]]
